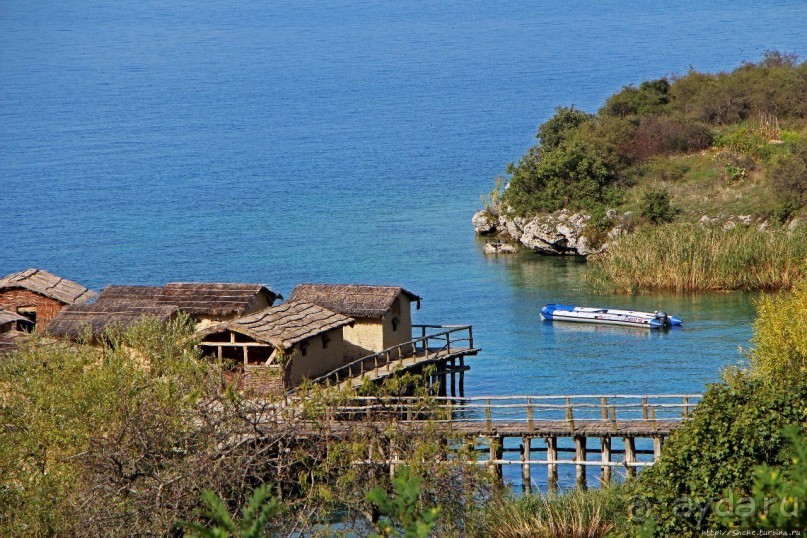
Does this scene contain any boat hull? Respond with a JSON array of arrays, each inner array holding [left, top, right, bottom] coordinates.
[[541, 304, 682, 329]]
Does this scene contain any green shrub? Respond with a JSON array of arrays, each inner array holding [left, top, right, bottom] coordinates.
[[602, 78, 671, 117], [366, 466, 441, 538], [713, 128, 772, 161], [631, 374, 806, 535], [749, 280, 807, 388], [718, 425, 807, 531], [177, 485, 279, 538], [639, 187, 678, 224], [769, 152, 807, 206], [537, 106, 595, 151]]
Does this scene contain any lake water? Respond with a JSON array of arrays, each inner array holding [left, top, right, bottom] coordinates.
[[3, 1, 806, 403]]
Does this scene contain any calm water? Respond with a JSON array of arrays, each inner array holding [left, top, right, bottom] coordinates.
[[2, 1, 806, 405]]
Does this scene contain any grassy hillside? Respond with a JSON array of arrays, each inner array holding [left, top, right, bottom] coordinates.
[[490, 51, 807, 225]]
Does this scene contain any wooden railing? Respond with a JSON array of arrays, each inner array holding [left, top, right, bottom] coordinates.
[[305, 324, 475, 387], [304, 394, 702, 429]]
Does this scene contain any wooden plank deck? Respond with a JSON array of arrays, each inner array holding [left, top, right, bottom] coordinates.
[[333, 346, 479, 389]]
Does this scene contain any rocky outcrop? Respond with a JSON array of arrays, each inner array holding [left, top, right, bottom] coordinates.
[[472, 211, 498, 235], [483, 241, 517, 255], [473, 208, 630, 256]]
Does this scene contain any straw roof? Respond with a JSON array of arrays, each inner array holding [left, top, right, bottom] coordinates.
[[0, 268, 96, 304], [45, 302, 179, 340], [288, 284, 421, 319], [199, 301, 354, 350], [92, 283, 278, 319], [0, 308, 28, 327]]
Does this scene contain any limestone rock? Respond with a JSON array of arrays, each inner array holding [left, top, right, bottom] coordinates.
[[472, 210, 498, 235], [483, 241, 517, 255]]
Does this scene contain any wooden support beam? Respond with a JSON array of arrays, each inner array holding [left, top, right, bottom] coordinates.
[[624, 437, 637, 478], [488, 436, 503, 481], [522, 437, 531, 493], [601, 436, 612, 486], [546, 436, 558, 494], [575, 435, 587, 490], [653, 436, 663, 461]]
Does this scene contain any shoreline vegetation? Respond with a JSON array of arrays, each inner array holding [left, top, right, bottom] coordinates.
[[2, 284, 804, 535], [478, 51, 807, 293]]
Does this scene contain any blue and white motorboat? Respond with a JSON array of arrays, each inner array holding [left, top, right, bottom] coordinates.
[[540, 304, 682, 329]]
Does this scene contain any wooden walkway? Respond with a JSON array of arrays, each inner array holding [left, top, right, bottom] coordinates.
[[306, 325, 479, 391], [274, 393, 702, 491]]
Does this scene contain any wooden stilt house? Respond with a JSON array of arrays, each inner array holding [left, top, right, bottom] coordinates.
[[288, 284, 421, 361], [197, 301, 354, 394], [0, 268, 96, 331]]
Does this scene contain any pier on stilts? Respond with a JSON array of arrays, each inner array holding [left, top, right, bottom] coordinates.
[[277, 394, 700, 491], [307, 324, 478, 394]]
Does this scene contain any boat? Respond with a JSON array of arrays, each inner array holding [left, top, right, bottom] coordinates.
[[540, 304, 682, 329]]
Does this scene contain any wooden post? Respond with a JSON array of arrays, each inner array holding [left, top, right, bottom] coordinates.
[[485, 400, 492, 433], [468, 325, 473, 349], [610, 405, 617, 430], [566, 397, 575, 430], [546, 436, 558, 494], [488, 436, 503, 481], [601, 397, 608, 421], [575, 435, 587, 489], [527, 398, 534, 432], [458, 356, 465, 397], [653, 436, 663, 461], [641, 397, 649, 421], [624, 437, 637, 478], [521, 437, 531, 492], [450, 357, 456, 398], [683, 396, 689, 418], [438, 372, 447, 397], [601, 437, 612, 486]]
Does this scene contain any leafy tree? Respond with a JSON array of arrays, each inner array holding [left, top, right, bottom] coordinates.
[[536, 106, 594, 151], [366, 466, 441, 538]]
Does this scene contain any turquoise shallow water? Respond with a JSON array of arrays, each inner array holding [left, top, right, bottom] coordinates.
[[2, 1, 806, 406]]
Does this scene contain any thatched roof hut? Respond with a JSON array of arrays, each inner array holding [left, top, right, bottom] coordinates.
[[92, 283, 278, 321], [45, 302, 179, 340], [288, 284, 421, 318], [199, 301, 354, 391], [198, 301, 354, 351], [0, 268, 96, 305]]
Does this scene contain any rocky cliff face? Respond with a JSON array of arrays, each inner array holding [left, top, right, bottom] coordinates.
[[473, 208, 631, 256]]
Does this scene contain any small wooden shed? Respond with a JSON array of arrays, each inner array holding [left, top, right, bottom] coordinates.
[[288, 284, 421, 361], [0, 268, 96, 330], [197, 301, 354, 392], [0, 308, 30, 334]]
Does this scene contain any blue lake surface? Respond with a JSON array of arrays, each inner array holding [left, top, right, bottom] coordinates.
[[2, 1, 806, 404]]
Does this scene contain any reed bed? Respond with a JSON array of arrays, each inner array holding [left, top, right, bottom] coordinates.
[[587, 223, 807, 293], [470, 486, 626, 538]]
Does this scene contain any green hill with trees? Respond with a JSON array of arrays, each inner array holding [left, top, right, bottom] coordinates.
[[481, 51, 807, 292]]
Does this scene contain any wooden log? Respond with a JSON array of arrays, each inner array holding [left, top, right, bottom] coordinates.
[[546, 436, 558, 494], [522, 437, 531, 492], [624, 436, 637, 478], [575, 435, 587, 489], [601, 436, 612, 486]]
